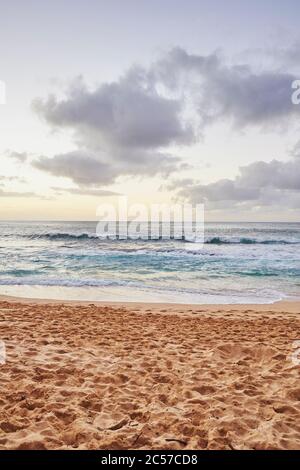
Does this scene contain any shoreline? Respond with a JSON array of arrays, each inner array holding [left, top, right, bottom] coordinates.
[[1, 293, 300, 315], [0, 284, 291, 306]]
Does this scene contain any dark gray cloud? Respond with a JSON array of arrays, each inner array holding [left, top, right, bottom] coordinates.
[[179, 179, 258, 202], [31, 46, 300, 199], [33, 151, 116, 186], [32, 67, 194, 186], [33, 149, 179, 186], [33, 73, 194, 149], [33, 48, 300, 145], [152, 47, 300, 129], [176, 156, 300, 209], [238, 158, 300, 191]]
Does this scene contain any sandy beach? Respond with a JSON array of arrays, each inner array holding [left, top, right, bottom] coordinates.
[[0, 296, 299, 450]]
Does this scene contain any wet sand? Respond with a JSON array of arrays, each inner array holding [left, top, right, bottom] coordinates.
[[0, 296, 299, 450]]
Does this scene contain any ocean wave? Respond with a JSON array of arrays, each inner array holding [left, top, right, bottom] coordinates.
[[0, 277, 127, 288], [26, 233, 203, 242], [1, 232, 300, 245], [0, 277, 203, 295], [205, 236, 299, 245]]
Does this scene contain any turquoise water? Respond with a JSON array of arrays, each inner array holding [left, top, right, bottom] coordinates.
[[0, 221, 299, 303]]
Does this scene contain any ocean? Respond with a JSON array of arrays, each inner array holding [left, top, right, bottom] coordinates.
[[0, 221, 299, 304]]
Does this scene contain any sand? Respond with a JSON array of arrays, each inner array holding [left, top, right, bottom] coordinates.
[[0, 296, 299, 450]]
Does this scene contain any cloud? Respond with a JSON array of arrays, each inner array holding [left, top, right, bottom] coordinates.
[[32, 68, 193, 186], [0, 175, 26, 184], [52, 186, 120, 197], [33, 72, 193, 150], [6, 151, 29, 162], [152, 47, 300, 130], [238, 41, 300, 72], [176, 156, 300, 209], [33, 149, 179, 186], [30, 46, 300, 205], [0, 189, 37, 198], [33, 151, 116, 186]]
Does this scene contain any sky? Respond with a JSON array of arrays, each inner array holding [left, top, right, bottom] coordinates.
[[1, 0, 300, 221]]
